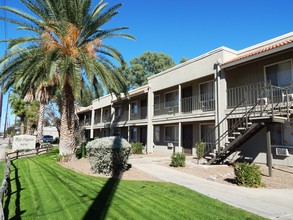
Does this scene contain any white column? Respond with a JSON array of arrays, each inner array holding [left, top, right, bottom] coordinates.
[[128, 126, 130, 142], [147, 86, 154, 154], [128, 101, 131, 121], [100, 108, 103, 124], [178, 84, 182, 114], [90, 109, 95, 139]]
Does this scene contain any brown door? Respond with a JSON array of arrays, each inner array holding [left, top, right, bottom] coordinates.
[[182, 124, 193, 155]]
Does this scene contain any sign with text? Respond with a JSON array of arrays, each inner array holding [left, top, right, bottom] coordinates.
[[13, 135, 36, 151]]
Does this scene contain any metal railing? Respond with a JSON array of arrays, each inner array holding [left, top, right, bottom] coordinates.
[[181, 93, 215, 112], [154, 101, 179, 116], [130, 106, 148, 120], [200, 81, 293, 161]]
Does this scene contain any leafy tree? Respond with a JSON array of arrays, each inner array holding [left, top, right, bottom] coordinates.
[[0, 0, 134, 159], [180, 57, 189, 63], [122, 51, 176, 88], [9, 92, 27, 135]]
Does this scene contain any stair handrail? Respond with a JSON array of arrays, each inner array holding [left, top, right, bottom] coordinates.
[[198, 99, 246, 155]]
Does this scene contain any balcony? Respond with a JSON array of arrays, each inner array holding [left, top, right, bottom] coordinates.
[[182, 93, 215, 113], [227, 81, 292, 109], [130, 106, 148, 120], [79, 118, 91, 126], [154, 100, 179, 116]]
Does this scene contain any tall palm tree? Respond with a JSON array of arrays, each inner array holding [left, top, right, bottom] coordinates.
[[0, 0, 134, 159]]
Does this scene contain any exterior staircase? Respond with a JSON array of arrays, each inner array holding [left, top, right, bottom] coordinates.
[[201, 83, 292, 165]]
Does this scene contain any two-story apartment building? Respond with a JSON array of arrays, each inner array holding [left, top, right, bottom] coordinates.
[[77, 32, 293, 166]]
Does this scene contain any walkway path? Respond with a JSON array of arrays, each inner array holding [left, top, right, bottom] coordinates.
[[129, 155, 293, 220]]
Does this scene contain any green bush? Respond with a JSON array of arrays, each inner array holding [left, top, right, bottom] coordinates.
[[86, 136, 131, 175], [170, 152, 186, 167], [195, 142, 206, 164], [234, 162, 263, 187], [131, 142, 144, 154], [76, 142, 87, 159]]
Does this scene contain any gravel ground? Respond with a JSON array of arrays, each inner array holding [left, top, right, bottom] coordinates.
[[60, 156, 293, 189]]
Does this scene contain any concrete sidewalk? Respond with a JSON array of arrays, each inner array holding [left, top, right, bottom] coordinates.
[[130, 156, 293, 220]]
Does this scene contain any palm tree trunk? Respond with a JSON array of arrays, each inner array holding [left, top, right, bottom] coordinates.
[[37, 103, 45, 141], [59, 80, 76, 160], [20, 118, 25, 135]]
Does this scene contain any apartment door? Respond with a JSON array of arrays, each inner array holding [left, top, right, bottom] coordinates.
[[140, 126, 147, 145], [141, 99, 147, 119], [182, 124, 193, 155]]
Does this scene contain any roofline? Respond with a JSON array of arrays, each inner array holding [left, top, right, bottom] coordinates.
[[148, 46, 237, 80]]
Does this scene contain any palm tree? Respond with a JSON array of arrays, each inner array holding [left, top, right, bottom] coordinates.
[[0, 0, 134, 159]]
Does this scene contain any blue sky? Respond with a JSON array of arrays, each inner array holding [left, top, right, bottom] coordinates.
[[1, 0, 293, 131]]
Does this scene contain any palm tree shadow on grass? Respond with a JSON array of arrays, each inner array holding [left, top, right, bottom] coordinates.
[[5, 161, 26, 220], [83, 136, 129, 220]]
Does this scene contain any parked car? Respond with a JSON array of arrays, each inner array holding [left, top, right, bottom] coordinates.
[[42, 135, 54, 143]]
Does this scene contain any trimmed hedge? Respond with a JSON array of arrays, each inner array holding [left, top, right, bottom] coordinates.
[[86, 136, 131, 175]]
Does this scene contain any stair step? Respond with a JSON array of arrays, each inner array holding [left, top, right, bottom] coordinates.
[[233, 132, 241, 135], [228, 136, 235, 140], [204, 156, 213, 160], [238, 127, 246, 131]]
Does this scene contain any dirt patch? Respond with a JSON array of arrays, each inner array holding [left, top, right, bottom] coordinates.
[[165, 159, 293, 189], [59, 156, 293, 189], [59, 157, 160, 182]]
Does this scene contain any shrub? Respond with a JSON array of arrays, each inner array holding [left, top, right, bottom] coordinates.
[[170, 152, 186, 167], [131, 142, 144, 154], [86, 136, 131, 175], [234, 162, 263, 187], [195, 142, 206, 164], [76, 142, 87, 159]]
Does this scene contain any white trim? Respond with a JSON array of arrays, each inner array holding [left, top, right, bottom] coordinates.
[[264, 59, 293, 86]]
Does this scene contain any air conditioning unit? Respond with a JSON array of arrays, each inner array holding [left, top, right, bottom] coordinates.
[[168, 107, 173, 113], [276, 148, 290, 156]]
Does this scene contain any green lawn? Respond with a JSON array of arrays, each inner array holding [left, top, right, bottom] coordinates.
[[2, 149, 266, 220]]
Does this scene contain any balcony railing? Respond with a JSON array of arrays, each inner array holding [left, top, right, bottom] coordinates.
[[181, 93, 215, 113], [79, 118, 91, 126], [227, 82, 269, 108], [154, 101, 179, 116], [130, 106, 148, 120]]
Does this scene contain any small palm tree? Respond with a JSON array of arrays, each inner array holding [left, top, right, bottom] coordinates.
[[0, 0, 134, 160], [9, 92, 27, 135]]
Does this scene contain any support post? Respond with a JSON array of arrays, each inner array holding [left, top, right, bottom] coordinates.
[[266, 129, 272, 177]]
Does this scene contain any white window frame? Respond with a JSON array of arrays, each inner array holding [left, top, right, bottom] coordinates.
[[164, 90, 179, 108], [131, 101, 138, 114], [164, 125, 179, 143], [264, 59, 293, 87], [154, 95, 160, 110]]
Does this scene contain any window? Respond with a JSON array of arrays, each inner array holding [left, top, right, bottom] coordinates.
[[164, 91, 179, 108], [200, 81, 214, 101], [265, 60, 292, 87], [154, 126, 160, 142], [164, 125, 179, 142], [130, 127, 137, 142], [154, 95, 160, 110], [131, 101, 138, 114]]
